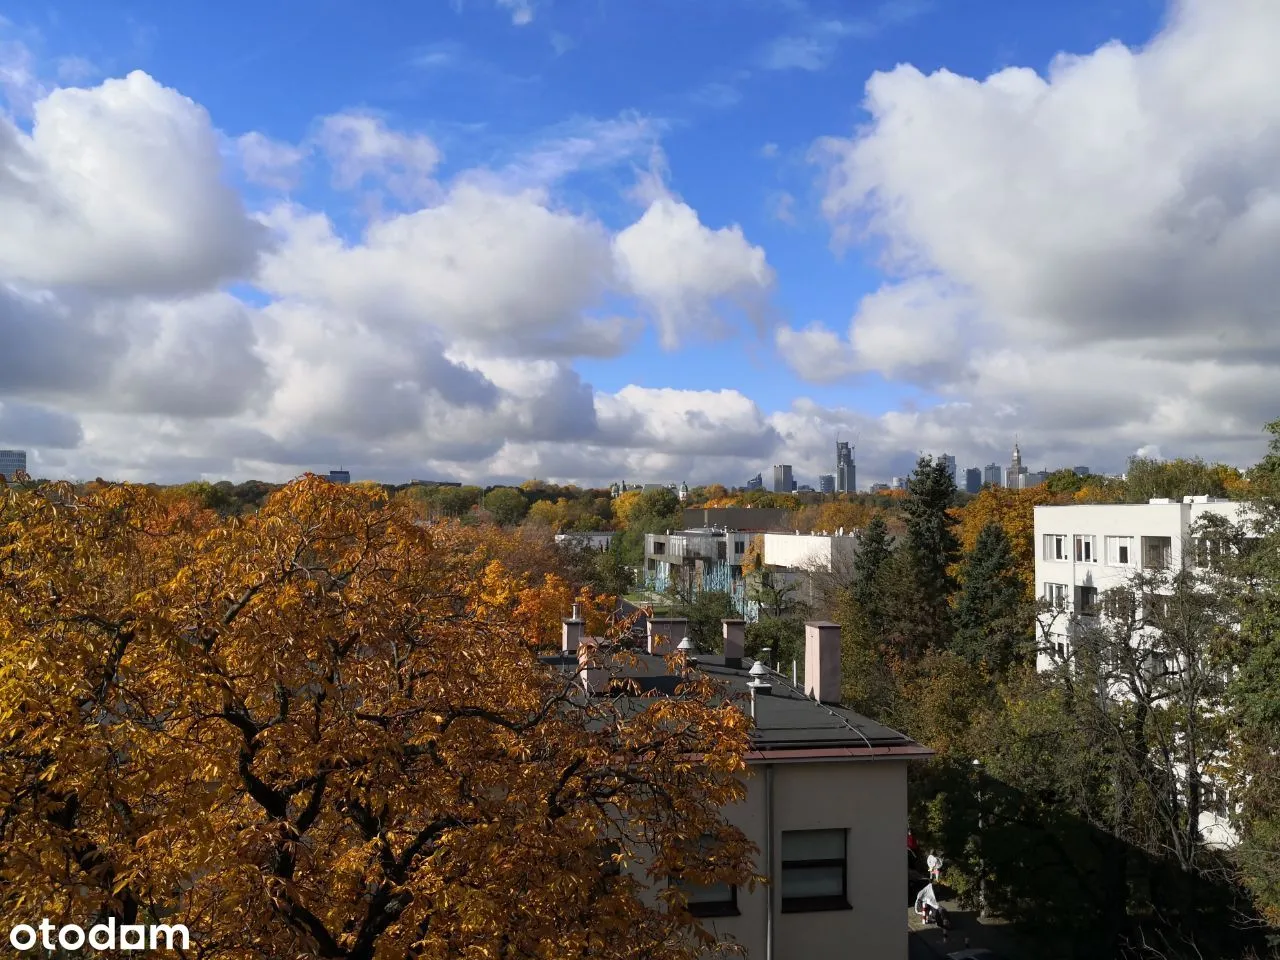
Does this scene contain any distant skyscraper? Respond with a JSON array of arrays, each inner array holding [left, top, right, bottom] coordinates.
[[983, 463, 1003, 487], [1073, 465, 1091, 477], [0, 449, 27, 481], [819, 474, 836, 494], [773, 464, 794, 494], [746, 473, 763, 491], [941, 454, 957, 485], [835, 440, 855, 493], [891, 476, 907, 491], [1008, 441, 1027, 488], [329, 469, 351, 485], [965, 467, 982, 494]]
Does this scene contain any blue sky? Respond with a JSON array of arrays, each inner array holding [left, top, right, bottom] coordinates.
[[2, 0, 1276, 487]]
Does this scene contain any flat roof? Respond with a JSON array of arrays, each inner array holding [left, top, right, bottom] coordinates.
[[541, 650, 930, 762]]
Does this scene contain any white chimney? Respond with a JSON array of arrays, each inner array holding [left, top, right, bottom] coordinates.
[[578, 638, 608, 695], [722, 619, 745, 668], [804, 621, 841, 705], [647, 618, 687, 656], [562, 606, 584, 654]]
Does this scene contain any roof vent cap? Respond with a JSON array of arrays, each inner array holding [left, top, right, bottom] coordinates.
[[677, 637, 695, 653], [749, 660, 769, 679]]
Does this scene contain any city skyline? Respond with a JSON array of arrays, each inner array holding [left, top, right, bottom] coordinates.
[[0, 1, 1277, 488]]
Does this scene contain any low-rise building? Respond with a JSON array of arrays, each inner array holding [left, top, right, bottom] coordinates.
[[546, 616, 930, 960], [554, 531, 617, 552]]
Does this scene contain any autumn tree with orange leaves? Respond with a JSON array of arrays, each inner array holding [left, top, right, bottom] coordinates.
[[0, 478, 756, 960]]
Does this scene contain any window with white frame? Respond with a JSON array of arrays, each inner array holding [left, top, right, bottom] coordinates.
[[1074, 535, 1097, 563], [780, 828, 849, 913], [1105, 536, 1133, 566], [1044, 582, 1068, 607], [1044, 534, 1068, 560]]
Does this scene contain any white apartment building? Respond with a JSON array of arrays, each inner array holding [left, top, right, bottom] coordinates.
[[550, 617, 931, 959], [1033, 496, 1248, 847]]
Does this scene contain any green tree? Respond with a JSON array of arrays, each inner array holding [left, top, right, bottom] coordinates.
[[1043, 468, 1088, 495], [1124, 456, 1240, 502], [1227, 419, 1280, 925], [900, 455, 960, 654], [951, 522, 1028, 675], [483, 486, 530, 525]]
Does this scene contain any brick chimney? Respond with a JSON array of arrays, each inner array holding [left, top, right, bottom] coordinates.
[[647, 617, 687, 656], [804, 621, 841, 705], [578, 638, 608, 695], [562, 603, 583, 654], [722, 619, 745, 669]]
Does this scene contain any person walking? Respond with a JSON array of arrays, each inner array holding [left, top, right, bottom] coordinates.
[[927, 852, 942, 883]]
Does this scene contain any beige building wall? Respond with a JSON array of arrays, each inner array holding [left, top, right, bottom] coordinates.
[[632, 757, 909, 960]]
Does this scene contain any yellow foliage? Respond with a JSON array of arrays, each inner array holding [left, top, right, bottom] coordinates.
[[0, 477, 756, 960], [953, 485, 1062, 599]]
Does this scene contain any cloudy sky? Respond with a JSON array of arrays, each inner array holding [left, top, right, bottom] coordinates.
[[1, 0, 1277, 488]]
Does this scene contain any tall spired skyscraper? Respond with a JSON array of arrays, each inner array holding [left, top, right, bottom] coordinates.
[[835, 439, 855, 494], [1008, 440, 1027, 489]]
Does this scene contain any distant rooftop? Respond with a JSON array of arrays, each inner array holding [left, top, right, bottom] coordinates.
[[540, 650, 929, 762]]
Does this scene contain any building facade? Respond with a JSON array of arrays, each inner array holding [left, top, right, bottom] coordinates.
[[964, 467, 983, 494], [772, 465, 794, 494], [0, 449, 27, 481], [940, 454, 957, 484], [818, 474, 835, 494], [328, 469, 351, 485], [745, 473, 764, 491], [1033, 496, 1249, 847], [550, 618, 930, 960], [983, 463, 1003, 487], [835, 441, 855, 494]]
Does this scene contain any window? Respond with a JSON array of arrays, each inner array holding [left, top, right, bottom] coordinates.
[[1143, 592, 1171, 623], [671, 837, 738, 918], [1075, 586, 1099, 616], [653, 541, 665, 555], [1194, 537, 1229, 571], [781, 829, 849, 913], [1054, 640, 1068, 660], [1044, 583, 1068, 607], [1105, 536, 1133, 566], [734, 540, 745, 555], [1142, 536, 1172, 570], [1074, 535, 1097, 563], [717, 541, 727, 561], [1044, 534, 1068, 560], [1102, 588, 1137, 622]]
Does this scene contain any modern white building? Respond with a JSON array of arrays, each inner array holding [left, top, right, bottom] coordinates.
[[1033, 496, 1249, 847], [549, 617, 931, 959], [554, 531, 618, 552], [761, 531, 859, 574], [0, 449, 27, 481]]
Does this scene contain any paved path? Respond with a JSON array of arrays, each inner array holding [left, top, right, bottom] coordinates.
[[907, 871, 1027, 959]]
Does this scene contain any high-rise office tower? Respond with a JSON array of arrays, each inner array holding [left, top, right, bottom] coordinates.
[[773, 464, 794, 494], [964, 467, 982, 493], [0, 449, 27, 481], [835, 440, 855, 494], [940, 454, 957, 485], [819, 474, 835, 494], [983, 463, 1003, 487]]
